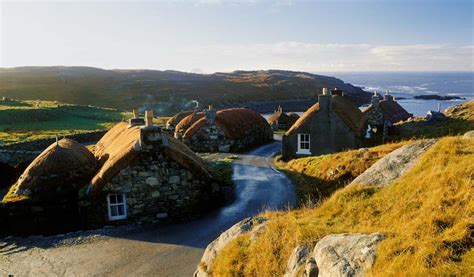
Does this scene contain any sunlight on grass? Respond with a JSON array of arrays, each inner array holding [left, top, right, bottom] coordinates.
[[213, 136, 473, 276]]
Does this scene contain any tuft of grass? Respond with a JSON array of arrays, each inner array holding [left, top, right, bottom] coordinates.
[[213, 136, 473, 276], [274, 141, 410, 206]]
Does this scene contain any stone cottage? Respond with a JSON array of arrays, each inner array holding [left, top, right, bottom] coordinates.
[[80, 111, 223, 227], [267, 106, 300, 130], [363, 91, 412, 139], [282, 88, 366, 160], [176, 106, 273, 153]]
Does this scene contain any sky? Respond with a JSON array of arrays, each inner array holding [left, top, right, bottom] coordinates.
[[1, 0, 473, 72]]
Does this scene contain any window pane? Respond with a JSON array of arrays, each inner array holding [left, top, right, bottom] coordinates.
[[109, 194, 116, 204], [116, 194, 123, 204], [111, 206, 119, 217], [117, 205, 124, 216]]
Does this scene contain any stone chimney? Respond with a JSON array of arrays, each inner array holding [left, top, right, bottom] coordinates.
[[205, 105, 217, 124], [371, 91, 381, 108], [140, 110, 168, 148], [128, 109, 145, 127], [318, 87, 331, 112], [384, 90, 394, 101]]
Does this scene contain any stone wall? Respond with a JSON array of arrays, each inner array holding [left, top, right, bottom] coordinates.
[[81, 146, 221, 227], [365, 106, 385, 127], [184, 124, 273, 153]]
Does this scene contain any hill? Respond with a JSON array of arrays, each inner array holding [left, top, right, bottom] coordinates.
[[0, 67, 371, 115], [0, 98, 130, 144], [210, 136, 473, 275]]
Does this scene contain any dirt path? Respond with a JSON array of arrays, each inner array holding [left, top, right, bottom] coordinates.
[[0, 141, 295, 277]]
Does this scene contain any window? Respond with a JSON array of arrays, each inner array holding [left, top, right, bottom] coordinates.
[[107, 193, 127, 220], [297, 133, 311, 154]]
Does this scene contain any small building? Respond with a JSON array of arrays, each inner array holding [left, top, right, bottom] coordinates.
[[363, 91, 412, 139], [166, 110, 194, 130], [178, 106, 273, 153], [80, 111, 222, 227], [282, 88, 366, 160], [174, 111, 205, 139], [14, 138, 98, 199], [267, 106, 300, 130]]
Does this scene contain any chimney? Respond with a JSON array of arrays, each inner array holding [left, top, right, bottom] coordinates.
[[140, 109, 168, 148], [128, 109, 145, 127], [384, 90, 394, 101], [205, 105, 217, 124], [145, 110, 154, 126], [318, 87, 331, 112], [371, 91, 381, 108]]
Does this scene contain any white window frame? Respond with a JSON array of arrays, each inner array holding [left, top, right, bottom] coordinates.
[[107, 193, 127, 221], [296, 133, 311, 155]]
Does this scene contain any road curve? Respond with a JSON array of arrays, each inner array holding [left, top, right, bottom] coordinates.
[[0, 141, 295, 276]]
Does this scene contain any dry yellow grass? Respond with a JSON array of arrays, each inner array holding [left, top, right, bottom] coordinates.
[[213, 136, 473, 276], [274, 141, 410, 205]]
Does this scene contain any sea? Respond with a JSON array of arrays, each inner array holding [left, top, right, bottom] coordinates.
[[329, 72, 474, 116]]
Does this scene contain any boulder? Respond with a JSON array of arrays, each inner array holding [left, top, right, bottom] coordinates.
[[463, 130, 474, 138], [284, 244, 310, 277], [312, 233, 384, 277], [350, 139, 436, 187], [194, 216, 267, 277]]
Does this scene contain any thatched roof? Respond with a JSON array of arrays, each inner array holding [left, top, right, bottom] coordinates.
[[267, 110, 300, 125], [175, 111, 205, 134], [16, 138, 97, 195], [91, 122, 210, 193], [166, 110, 194, 128], [364, 99, 412, 123], [286, 95, 365, 136], [183, 108, 270, 140]]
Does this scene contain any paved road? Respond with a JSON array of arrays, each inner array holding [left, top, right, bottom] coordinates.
[[0, 141, 295, 276]]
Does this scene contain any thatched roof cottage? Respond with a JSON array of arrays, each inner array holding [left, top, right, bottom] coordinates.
[[14, 138, 97, 198], [166, 110, 194, 130], [177, 106, 273, 153], [174, 111, 205, 139], [267, 106, 300, 130], [282, 88, 366, 160], [80, 111, 222, 226], [363, 91, 412, 127]]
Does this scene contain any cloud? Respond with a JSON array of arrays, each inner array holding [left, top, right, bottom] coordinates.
[[173, 42, 473, 72]]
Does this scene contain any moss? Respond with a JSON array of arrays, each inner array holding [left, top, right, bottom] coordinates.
[[213, 136, 473, 276]]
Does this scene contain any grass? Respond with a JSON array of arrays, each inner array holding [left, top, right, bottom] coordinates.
[[394, 100, 474, 140], [1, 182, 29, 203], [0, 99, 130, 144], [274, 141, 410, 206], [212, 136, 473, 276]]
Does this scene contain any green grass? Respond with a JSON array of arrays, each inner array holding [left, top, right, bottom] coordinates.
[[0, 99, 131, 144], [213, 136, 474, 276]]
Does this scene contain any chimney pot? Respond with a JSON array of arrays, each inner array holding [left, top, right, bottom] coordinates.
[[145, 110, 154, 126]]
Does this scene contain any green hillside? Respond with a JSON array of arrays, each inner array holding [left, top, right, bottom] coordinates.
[[0, 67, 371, 115], [0, 99, 130, 144]]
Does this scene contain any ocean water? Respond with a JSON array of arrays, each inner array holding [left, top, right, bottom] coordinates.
[[329, 72, 474, 116]]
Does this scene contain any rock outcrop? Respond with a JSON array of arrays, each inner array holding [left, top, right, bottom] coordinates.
[[350, 139, 436, 187], [311, 233, 384, 277], [463, 130, 474, 138], [285, 233, 384, 277], [284, 245, 310, 277], [194, 216, 267, 277]]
